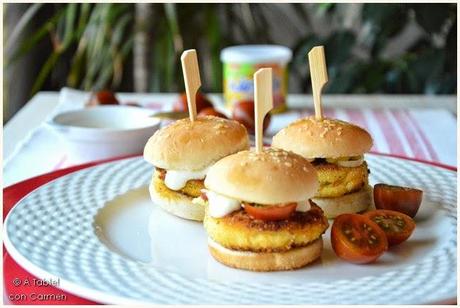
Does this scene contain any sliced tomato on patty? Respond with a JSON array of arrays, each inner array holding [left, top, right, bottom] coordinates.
[[243, 202, 297, 221], [331, 214, 388, 264], [363, 209, 415, 246]]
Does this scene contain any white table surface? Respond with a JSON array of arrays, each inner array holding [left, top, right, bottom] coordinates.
[[4, 92, 456, 162], [3, 92, 457, 187]]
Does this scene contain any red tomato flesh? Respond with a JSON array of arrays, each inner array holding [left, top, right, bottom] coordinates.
[[364, 209, 415, 246], [331, 214, 388, 264], [243, 202, 297, 221]]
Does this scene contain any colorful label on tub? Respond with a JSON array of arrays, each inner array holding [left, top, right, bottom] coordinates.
[[223, 62, 287, 112]]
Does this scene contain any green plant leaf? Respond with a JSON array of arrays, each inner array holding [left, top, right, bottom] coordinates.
[[164, 3, 183, 53], [410, 4, 452, 35], [31, 51, 61, 95], [61, 3, 77, 49], [204, 5, 222, 91], [7, 7, 65, 65], [362, 4, 408, 56], [5, 3, 43, 55]]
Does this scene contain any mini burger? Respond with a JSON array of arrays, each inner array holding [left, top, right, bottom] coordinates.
[[199, 148, 329, 271], [272, 116, 373, 218], [143, 115, 249, 221]]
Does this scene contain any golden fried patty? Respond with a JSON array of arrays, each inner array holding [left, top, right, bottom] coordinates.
[[314, 161, 369, 198], [204, 204, 329, 253], [154, 169, 204, 200]]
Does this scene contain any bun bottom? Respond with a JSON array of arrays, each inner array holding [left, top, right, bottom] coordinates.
[[149, 178, 204, 221], [208, 237, 323, 272], [312, 185, 372, 219]]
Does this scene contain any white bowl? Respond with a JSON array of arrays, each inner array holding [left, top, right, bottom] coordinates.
[[47, 106, 160, 163]]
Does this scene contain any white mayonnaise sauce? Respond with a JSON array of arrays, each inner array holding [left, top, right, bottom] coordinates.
[[295, 200, 311, 212], [336, 156, 364, 167], [164, 167, 209, 190], [206, 190, 241, 218], [205, 189, 312, 218]]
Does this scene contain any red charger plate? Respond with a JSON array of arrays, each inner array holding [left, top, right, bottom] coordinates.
[[3, 154, 456, 305]]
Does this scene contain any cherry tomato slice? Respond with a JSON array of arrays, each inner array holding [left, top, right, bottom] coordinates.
[[373, 183, 423, 218], [198, 107, 227, 119], [364, 209, 415, 246], [331, 214, 388, 264], [243, 202, 297, 221]]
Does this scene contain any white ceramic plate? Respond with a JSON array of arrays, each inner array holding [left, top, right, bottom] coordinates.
[[4, 154, 457, 304]]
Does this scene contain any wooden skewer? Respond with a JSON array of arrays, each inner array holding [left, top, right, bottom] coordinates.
[[308, 46, 328, 119], [181, 49, 202, 122], [254, 68, 273, 153]]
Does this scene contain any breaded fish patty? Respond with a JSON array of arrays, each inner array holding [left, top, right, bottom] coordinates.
[[155, 169, 204, 198], [204, 204, 329, 252], [314, 162, 369, 198]]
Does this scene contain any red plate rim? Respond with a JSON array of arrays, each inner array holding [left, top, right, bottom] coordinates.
[[2, 151, 456, 305]]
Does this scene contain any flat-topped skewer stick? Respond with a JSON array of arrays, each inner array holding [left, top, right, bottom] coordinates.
[[181, 49, 201, 122], [308, 46, 328, 119], [254, 68, 273, 153]]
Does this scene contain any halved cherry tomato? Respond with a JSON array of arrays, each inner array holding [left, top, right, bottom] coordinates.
[[198, 107, 227, 119], [373, 183, 423, 218], [364, 209, 415, 246], [331, 214, 388, 264], [243, 202, 297, 221]]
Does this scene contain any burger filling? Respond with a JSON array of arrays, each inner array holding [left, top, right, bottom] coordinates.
[[309, 158, 369, 198], [203, 203, 329, 252], [200, 190, 311, 219], [156, 168, 206, 198]]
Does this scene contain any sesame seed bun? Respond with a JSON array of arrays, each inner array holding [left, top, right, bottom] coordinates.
[[144, 116, 249, 170], [204, 148, 319, 205], [208, 237, 323, 271], [272, 117, 373, 158]]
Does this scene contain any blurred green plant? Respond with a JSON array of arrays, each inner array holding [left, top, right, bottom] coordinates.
[[291, 3, 457, 94], [5, 3, 457, 96]]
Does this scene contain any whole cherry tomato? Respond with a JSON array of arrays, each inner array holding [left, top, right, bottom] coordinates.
[[243, 202, 297, 221], [232, 100, 271, 134], [364, 209, 415, 246], [198, 107, 227, 119], [173, 92, 213, 113], [331, 214, 388, 264], [86, 90, 120, 107], [373, 184, 423, 218]]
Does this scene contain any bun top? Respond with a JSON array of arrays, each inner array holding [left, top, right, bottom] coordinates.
[[144, 116, 249, 170], [272, 117, 373, 158], [205, 148, 318, 204]]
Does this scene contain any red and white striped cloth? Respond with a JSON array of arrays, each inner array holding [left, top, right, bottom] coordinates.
[[3, 89, 456, 187]]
